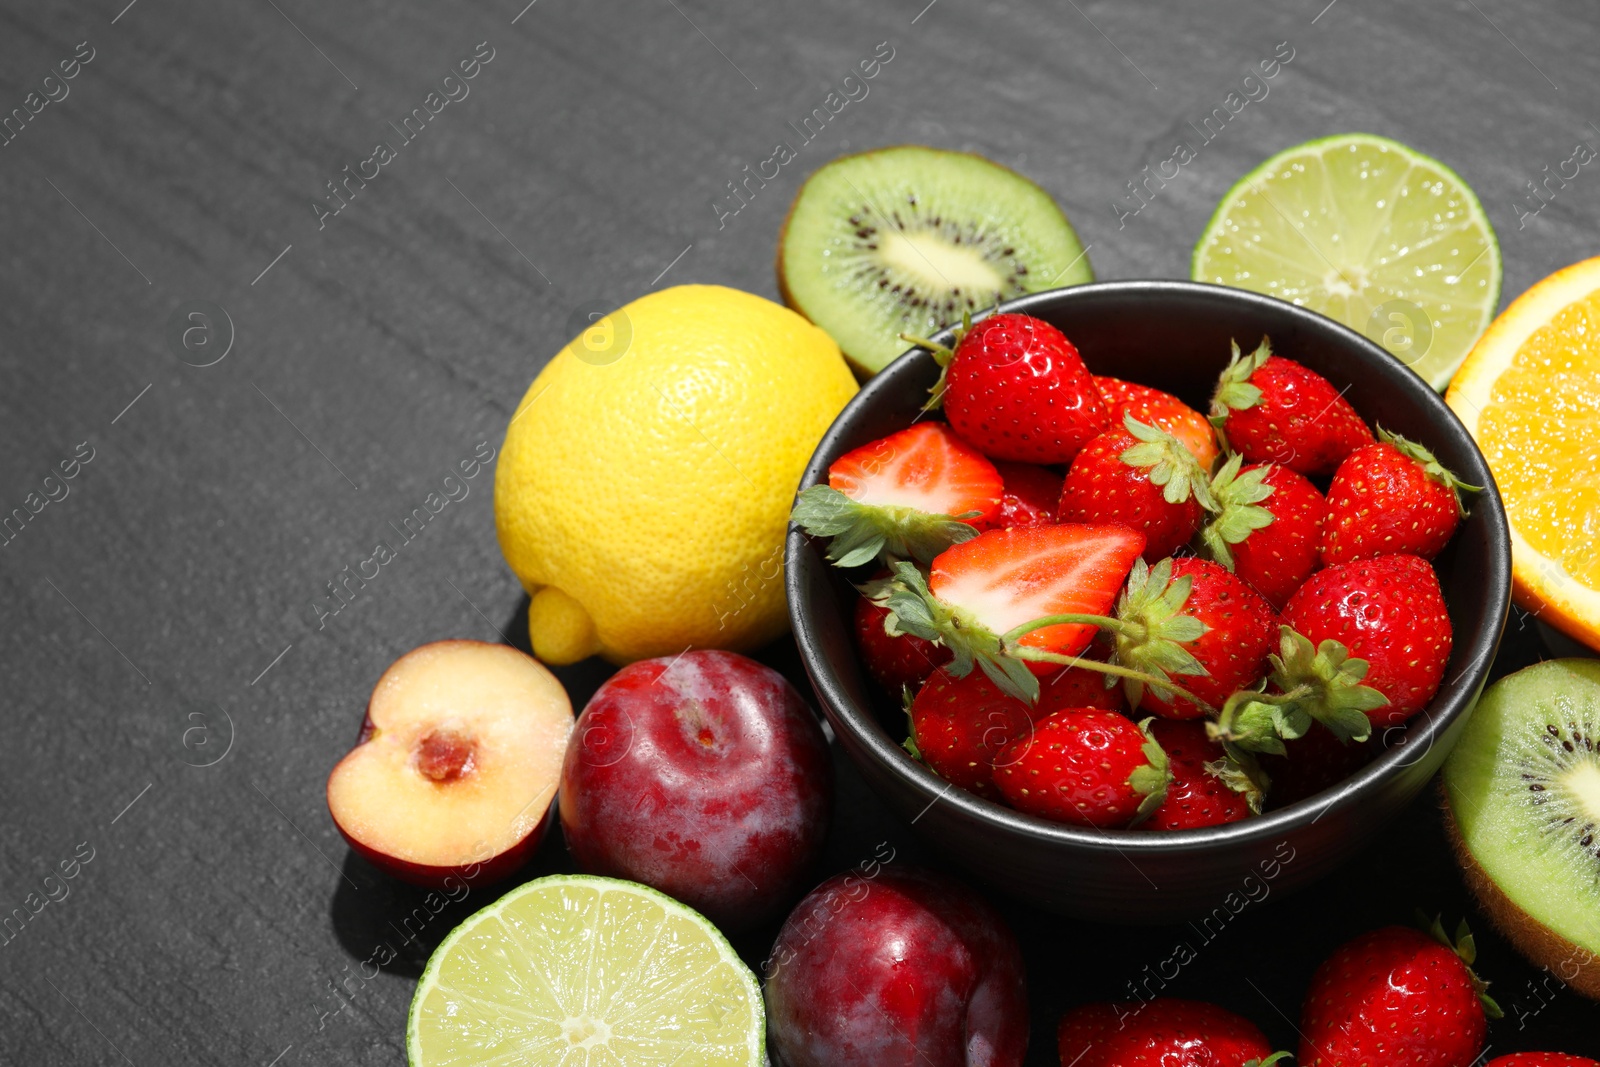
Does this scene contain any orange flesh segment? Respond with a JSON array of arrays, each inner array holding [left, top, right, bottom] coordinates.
[[1478, 289, 1600, 588]]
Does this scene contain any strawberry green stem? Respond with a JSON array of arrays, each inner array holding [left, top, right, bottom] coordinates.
[[999, 613, 1137, 642], [1008, 648, 1215, 713]]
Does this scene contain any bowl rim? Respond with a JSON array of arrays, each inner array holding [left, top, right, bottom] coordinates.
[[786, 278, 1513, 855]]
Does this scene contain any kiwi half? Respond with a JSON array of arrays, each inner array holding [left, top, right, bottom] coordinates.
[[777, 145, 1092, 376], [1442, 658, 1600, 999]]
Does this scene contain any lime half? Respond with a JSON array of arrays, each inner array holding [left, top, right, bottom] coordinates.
[[1193, 133, 1501, 389], [407, 875, 764, 1067]]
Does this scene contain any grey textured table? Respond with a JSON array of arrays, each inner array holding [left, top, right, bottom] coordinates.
[[1, 1, 1595, 1063]]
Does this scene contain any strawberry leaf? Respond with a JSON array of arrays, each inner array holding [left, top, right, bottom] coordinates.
[[1209, 336, 1273, 429], [1199, 453, 1276, 571], [1375, 425, 1484, 518], [1120, 414, 1219, 510], [1209, 688, 1297, 756], [902, 308, 972, 413], [791, 485, 979, 568], [1205, 745, 1271, 814], [1269, 627, 1387, 743], [1417, 912, 1504, 1020], [1245, 1055, 1293, 1067], [1112, 557, 1211, 707], [1127, 717, 1172, 825]]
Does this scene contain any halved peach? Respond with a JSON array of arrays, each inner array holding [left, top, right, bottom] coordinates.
[[327, 640, 573, 887]]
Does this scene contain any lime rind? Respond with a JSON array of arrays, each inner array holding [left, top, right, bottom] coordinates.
[[1193, 132, 1501, 390], [407, 874, 764, 1067]]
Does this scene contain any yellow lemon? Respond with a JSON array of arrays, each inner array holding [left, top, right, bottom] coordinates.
[[496, 284, 857, 664], [1447, 256, 1600, 651]]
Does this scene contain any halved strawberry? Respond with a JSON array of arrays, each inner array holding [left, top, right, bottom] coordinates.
[[790, 422, 1003, 566], [930, 523, 1145, 666], [1095, 375, 1220, 469], [1058, 414, 1215, 562], [1210, 337, 1373, 475], [873, 523, 1146, 702]]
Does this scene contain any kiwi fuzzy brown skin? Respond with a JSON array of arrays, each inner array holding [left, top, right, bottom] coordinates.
[[775, 144, 1090, 378], [1442, 788, 1600, 1000]]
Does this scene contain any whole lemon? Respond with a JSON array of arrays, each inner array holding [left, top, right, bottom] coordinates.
[[496, 284, 857, 665]]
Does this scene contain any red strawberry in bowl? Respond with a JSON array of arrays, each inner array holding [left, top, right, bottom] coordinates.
[[1095, 375, 1221, 469], [1257, 721, 1378, 808], [1214, 553, 1454, 763], [1210, 337, 1373, 475], [907, 658, 1124, 800], [853, 592, 951, 693], [936, 313, 1111, 465], [791, 421, 1003, 566], [1299, 920, 1499, 1067], [1138, 720, 1252, 831], [1200, 455, 1327, 610], [980, 461, 1063, 530], [1058, 414, 1216, 562], [1110, 557, 1279, 721], [1320, 427, 1480, 565], [1057, 997, 1286, 1067], [1280, 553, 1453, 729], [992, 709, 1168, 828]]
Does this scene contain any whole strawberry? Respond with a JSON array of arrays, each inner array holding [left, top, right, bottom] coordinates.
[[791, 421, 1003, 566], [938, 313, 1111, 464], [981, 461, 1064, 530], [1058, 998, 1286, 1067], [993, 709, 1168, 827], [1299, 920, 1498, 1067], [1138, 720, 1252, 831], [1487, 1056, 1600, 1066], [1095, 375, 1221, 468], [854, 593, 950, 693], [1321, 427, 1480, 565], [1058, 414, 1215, 562], [1200, 455, 1327, 610], [1281, 553, 1452, 728], [1257, 721, 1378, 808], [1111, 557, 1279, 720], [908, 661, 1123, 800], [1210, 337, 1373, 475]]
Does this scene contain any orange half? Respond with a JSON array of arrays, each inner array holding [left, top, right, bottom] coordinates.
[[1447, 256, 1600, 651]]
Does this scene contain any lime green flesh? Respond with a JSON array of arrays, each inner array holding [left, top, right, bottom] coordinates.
[[407, 875, 764, 1067], [782, 145, 1092, 375], [1443, 659, 1600, 957], [1193, 133, 1502, 390]]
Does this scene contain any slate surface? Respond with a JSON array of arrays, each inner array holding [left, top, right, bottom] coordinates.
[[1, 0, 1596, 1062]]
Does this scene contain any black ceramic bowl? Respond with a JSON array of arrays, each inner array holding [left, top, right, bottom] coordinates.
[[786, 280, 1512, 923]]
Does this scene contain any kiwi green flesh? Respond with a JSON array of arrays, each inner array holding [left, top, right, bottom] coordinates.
[[778, 145, 1092, 376], [1443, 658, 1600, 995]]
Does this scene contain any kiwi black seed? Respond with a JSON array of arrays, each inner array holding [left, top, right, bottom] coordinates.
[[1442, 657, 1600, 1000], [777, 145, 1092, 377]]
